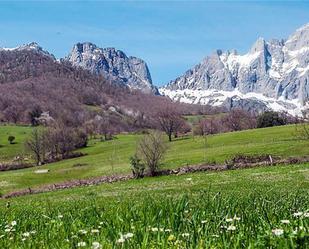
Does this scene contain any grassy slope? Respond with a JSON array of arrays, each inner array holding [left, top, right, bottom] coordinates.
[[0, 125, 32, 161], [0, 164, 308, 248], [0, 124, 308, 194]]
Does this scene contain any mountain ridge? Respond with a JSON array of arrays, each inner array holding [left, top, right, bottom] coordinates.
[[160, 23, 309, 116]]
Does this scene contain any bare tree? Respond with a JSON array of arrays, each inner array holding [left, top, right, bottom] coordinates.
[[156, 105, 186, 142], [222, 109, 256, 132], [137, 131, 167, 176], [25, 128, 47, 165], [295, 110, 309, 140]]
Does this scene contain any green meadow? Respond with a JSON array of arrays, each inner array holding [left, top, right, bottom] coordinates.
[[0, 124, 308, 248]]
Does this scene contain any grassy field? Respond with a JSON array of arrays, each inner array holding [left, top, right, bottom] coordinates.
[[0, 163, 308, 248], [0, 124, 309, 195], [0, 124, 308, 248], [0, 125, 32, 162]]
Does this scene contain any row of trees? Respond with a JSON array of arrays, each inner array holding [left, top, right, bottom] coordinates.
[[193, 110, 300, 136], [26, 124, 88, 165]]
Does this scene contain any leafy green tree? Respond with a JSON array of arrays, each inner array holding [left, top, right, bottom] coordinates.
[[8, 135, 15, 144]]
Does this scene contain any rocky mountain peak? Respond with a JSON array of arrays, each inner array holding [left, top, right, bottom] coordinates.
[[250, 37, 266, 53], [160, 24, 309, 116], [285, 23, 309, 50], [0, 42, 55, 59], [66, 42, 157, 94]]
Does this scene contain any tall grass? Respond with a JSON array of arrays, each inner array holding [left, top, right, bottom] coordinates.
[[0, 190, 308, 248]]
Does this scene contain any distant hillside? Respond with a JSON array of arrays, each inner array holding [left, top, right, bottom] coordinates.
[[0, 45, 217, 128]]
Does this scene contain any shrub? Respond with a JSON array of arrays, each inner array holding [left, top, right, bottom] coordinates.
[[130, 154, 145, 178], [137, 131, 167, 176], [257, 111, 286, 128], [8, 135, 15, 144]]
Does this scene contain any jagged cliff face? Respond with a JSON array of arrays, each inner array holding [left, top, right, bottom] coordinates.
[[160, 24, 309, 115], [66, 42, 158, 94]]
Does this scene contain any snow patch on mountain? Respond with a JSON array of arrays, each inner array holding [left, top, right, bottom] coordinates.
[[162, 23, 309, 116]]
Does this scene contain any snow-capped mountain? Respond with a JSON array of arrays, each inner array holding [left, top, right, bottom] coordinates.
[[160, 24, 309, 116], [66, 42, 158, 94]]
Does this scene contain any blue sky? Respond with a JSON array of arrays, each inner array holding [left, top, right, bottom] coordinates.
[[0, 1, 308, 86]]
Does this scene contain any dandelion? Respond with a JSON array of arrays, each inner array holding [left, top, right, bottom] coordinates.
[[272, 229, 284, 236], [91, 229, 99, 234], [11, 221, 17, 226], [168, 234, 176, 241], [92, 242, 102, 249], [226, 218, 233, 222], [227, 225, 236, 231], [293, 212, 303, 217], [281, 220, 290, 224], [77, 241, 86, 247], [181, 233, 190, 237], [22, 232, 30, 237]]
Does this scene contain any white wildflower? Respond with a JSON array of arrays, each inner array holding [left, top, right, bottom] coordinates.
[[186, 178, 192, 181], [293, 212, 303, 217], [123, 232, 134, 239], [99, 222, 104, 225], [227, 225, 236, 231], [0, 235, 4, 239], [164, 229, 172, 232], [116, 237, 125, 244], [4, 229, 11, 233], [77, 241, 86, 247], [58, 215, 63, 219], [233, 216, 241, 221], [304, 212, 309, 217], [226, 218, 233, 222], [281, 220, 290, 224], [91, 229, 99, 234], [22, 232, 30, 237], [11, 221, 17, 226], [22, 238, 26, 241], [79, 230, 87, 235], [272, 229, 284, 236], [151, 227, 159, 232], [92, 242, 102, 249], [201, 220, 207, 224], [181, 233, 190, 237]]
